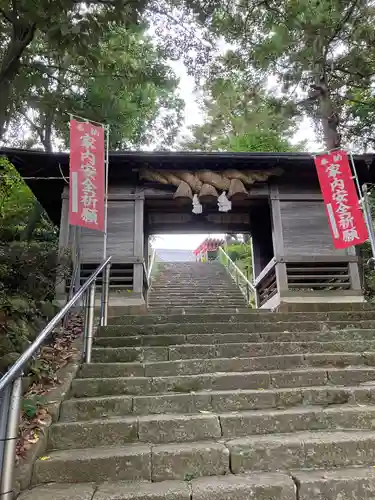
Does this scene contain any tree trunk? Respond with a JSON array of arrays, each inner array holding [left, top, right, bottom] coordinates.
[[20, 112, 53, 241], [0, 21, 36, 139], [317, 77, 341, 150], [20, 201, 44, 241]]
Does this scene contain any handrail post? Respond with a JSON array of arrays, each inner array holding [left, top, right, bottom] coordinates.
[[100, 263, 111, 327], [0, 376, 22, 500], [84, 282, 96, 364], [83, 289, 90, 360], [0, 385, 10, 489], [254, 284, 260, 309]]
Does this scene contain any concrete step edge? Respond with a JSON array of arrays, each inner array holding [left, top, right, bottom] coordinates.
[[33, 431, 375, 484], [52, 403, 375, 427], [60, 384, 375, 421], [19, 473, 297, 500], [75, 367, 375, 381]]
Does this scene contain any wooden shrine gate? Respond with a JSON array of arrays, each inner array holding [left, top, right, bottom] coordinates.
[[3, 149, 375, 310]]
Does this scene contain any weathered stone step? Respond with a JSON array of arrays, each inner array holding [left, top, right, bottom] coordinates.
[[107, 311, 375, 326], [149, 292, 245, 297], [294, 467, 375, 499], [150, 290, 245, 296], [94, 329, 375, 347], [151, 287, 244, 293], [103, 321, 374, 337], [228, 430, 375, 473], [131, 465, 374, 499], [148, 302, 246, 308], [91, 341, 375, 363], [79, 352, 375, 379], [147, 295, 246, 304], [147, 307, 249, 315], [49, 405, 375, 450], [32, 431, 375, 483], [148, 299, 246, 305], [103, 320, 375, 337], [70, 367, 375, 398], [61, 384, 375, 421], [33, 441, 229, 483], [154, 282, 238, 285], [20, 473, 295, 500], [49, 413, 222, 449]]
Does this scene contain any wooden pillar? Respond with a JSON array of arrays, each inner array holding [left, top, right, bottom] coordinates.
[[347, 246, 362, 292], [133, 193, 145, 296], [56, 193, 70, 300], [270, 186, 288, 294]]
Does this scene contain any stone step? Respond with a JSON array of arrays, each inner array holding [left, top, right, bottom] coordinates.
[[33, 441, 230, 483], [49, 413, 222, 449], [91, 341, 375, 363], [101, 323, 374, 338], [107, 311, 375, 326], [32, 431, 375, 483], [70, 367, 375, 398], [94, 329, 375, 347], [281, 302, 375, 312], [228, 430, 375, 473], [80, 352, 375, 379], [147, 307, 251, 315], [148, 302, 246, 308], [19, 473, 296, 500], [154, 282, 234, 286], [150, 290, 244, 296], [103, 320, 375, 336], [151, 287, 244, 293], [149, 294, 244, 298], [294, 467, 375, 499], [49, 405, 375, 450], [106, 308, 375, 331], [61, 384, 375, 421], [150, 288, 244, 294], [148, 299, 246, 304]]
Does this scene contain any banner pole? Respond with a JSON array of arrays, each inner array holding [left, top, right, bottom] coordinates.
[[348, 153, 375, 264], [348, 152, 364, 200], [361, 184, 375, 265], [103, 124, 110, 260]]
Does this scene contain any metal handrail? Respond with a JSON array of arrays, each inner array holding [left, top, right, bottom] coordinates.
[[219, 247, 256, 292], [147, 247, 156, 283], [0, 256, 112, 500], [218, 247, 257, 306]]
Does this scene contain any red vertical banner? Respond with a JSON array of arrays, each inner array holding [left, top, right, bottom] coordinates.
[[69, 119, 105, 231], [314, 150, 368, 249]]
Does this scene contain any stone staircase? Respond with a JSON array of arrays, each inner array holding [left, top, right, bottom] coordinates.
[[20, 262, 375, 499], [148, 261, 247, 311]]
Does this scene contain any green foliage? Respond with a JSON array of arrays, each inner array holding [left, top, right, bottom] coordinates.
[[203, 0, 375, 150], [182, 69, 301, 152], [0, 157, 34, 222], [0, 159, 69, 375], [226, 242, 252, 279], [22, 396, 46, 419], [4, 25, 184, 151], [0, 0, 149, 137]]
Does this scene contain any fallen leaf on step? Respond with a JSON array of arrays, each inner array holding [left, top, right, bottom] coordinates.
[[40, 456, 50, 461]]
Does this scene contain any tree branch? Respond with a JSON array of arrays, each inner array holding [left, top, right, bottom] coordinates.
[[321, 0, 361, 72], [0, 8, 14, 23]]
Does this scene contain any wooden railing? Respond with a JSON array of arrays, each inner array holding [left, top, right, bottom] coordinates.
[[254, 258, 277, 307], [286, 262, 351, 291]]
